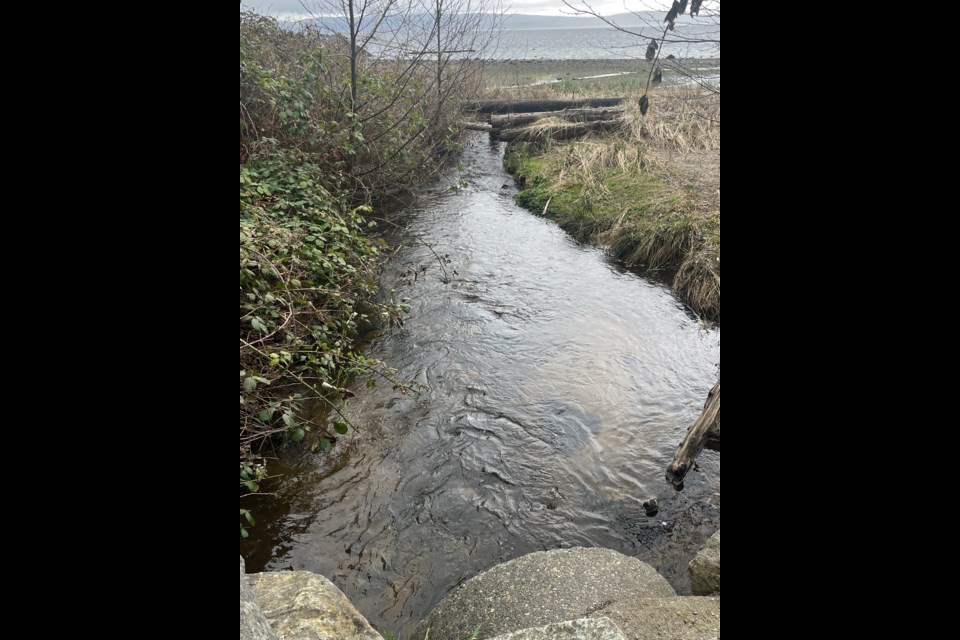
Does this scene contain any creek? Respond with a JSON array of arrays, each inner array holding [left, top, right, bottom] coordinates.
[[240, 131, 720, 636]]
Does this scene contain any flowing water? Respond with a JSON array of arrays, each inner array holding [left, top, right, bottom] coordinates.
[[240, 131, 720, 636]]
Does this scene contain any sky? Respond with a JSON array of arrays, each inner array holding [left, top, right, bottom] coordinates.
[[241, 0, 686, 19]]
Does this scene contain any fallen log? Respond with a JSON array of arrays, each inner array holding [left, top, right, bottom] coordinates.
[[462, 122, 493, 131], [665, 380, 720, 491], [463, 97, 624, 115], [490, 107, 626, 129], [496, 119, 624, 143]]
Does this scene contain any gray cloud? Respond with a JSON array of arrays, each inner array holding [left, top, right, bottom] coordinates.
[[240, 1, 675, 19], [242, 1, 314, 15]]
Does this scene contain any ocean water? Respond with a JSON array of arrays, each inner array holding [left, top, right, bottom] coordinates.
[[495, 25, 720, 60]]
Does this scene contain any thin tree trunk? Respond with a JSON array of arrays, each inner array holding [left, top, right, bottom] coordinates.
[[436, 1, 442, 105], [349, 3, 358, 111]]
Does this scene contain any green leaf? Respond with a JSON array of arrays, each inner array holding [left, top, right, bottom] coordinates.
[[244, 480, 260, 492], [319, 437, 332, 453], [240, 526, 249, 539], [243, 377, 257, 393], [251, 317, 268, 333], [258, 409, 275, 422], [291, 427, 305, 442], [334, 422, 348, 435]]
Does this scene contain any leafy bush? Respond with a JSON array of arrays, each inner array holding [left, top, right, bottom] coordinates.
[[240, 10, 474, 197], [239, 147, 404, 492]]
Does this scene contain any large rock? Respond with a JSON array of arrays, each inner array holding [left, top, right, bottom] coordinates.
[[241, 556, 278, 640], [247, 570, 382, 640], [416, 548, 676, 640], [487, 617, 627, 640], [587, 596, 720, 640], [689, 530, 720, 595]]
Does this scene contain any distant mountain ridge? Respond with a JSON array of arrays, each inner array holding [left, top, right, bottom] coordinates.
[[288, 11, 714, 33]]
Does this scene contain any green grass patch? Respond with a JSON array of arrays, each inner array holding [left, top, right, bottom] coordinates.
[[505, 139, 720, 321]]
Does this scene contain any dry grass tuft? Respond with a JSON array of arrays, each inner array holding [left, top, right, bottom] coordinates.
[[624, 87, 720, 152], [675, 242, 721, 322]]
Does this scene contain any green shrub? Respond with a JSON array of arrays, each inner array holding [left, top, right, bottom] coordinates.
[[239, 148, 405, 495]]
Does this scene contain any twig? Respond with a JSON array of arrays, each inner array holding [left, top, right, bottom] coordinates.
[[643, 25, 671, 109], [372, 215, 452, 283]]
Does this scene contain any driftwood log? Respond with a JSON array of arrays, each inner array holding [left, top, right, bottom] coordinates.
[[490, 107, 625, 129], [463, 97, 624, 115], [496, 119, 624, 143], [666, 380, 720, 490]]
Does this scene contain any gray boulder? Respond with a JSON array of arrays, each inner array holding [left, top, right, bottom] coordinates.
[[247, 570, 382, 640], [587, 596, 720, 640], [241, 556, 278, 640], [416, 547, 676, 640], [487, 617, 627, 640], [689, 530, 720, 596]]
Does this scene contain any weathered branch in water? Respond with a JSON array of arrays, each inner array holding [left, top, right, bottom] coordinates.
[[490, 107, 626, 129], [496, 119, 624, 143], [463, 97, 624, 115], [666, 380, 720, 490]]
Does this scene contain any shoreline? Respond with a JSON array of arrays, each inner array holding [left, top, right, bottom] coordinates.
[[483, 57, 720, 90]]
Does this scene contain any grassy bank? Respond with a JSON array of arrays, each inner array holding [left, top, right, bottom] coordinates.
[[501, 86, 720, 321]]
